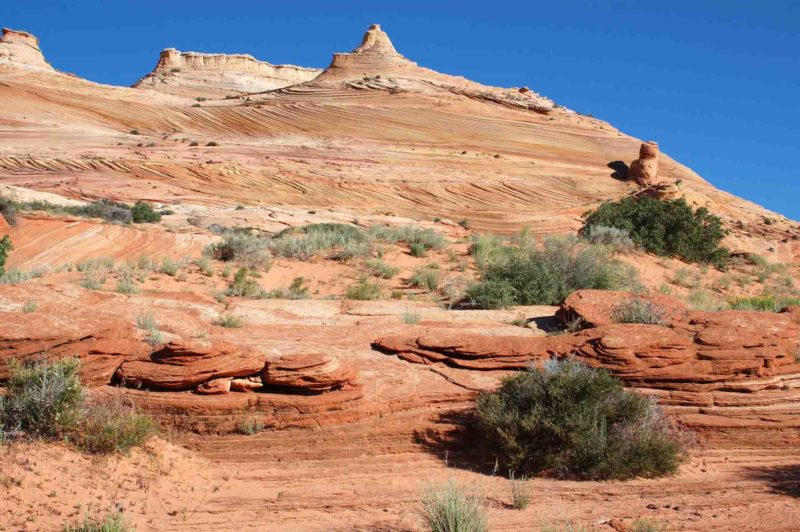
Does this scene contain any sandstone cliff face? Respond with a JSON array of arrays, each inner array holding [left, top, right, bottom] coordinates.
[[0, 28, 52, 70], [133, 48, 321, 98]]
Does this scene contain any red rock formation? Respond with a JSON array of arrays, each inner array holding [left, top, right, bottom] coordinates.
[[375, 290, 800, 433], [260, 353, 356, 393], [558, 289, 689, 327], [628, 141, 660, 186], [115, 340, 267, 391]]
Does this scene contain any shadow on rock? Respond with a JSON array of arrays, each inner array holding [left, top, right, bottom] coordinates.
[[608, 160, 629, 180], [413, 409, 500, 476]]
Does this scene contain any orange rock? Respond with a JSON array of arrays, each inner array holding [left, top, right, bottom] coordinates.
[[115, 340, 266, 391], [628, 141, 660, 186], [196, 377, 232, 395], [558, 289, 689, 327], [260, 353, 356, 393]]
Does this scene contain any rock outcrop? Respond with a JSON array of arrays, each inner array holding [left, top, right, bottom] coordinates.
[[375, 290, 800, 433], [260, 353, 356, 393], [115, 340, 267, 391], [133, 48, 321, 98], [557, 289, 689, 327], [628, 141, 660, 186], [0, 28, 52, 70], [317, 24, 420, 80]]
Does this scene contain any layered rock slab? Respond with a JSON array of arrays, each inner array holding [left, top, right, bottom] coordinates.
[[260, 353, 357, 393], [115, 340, 267, 391]]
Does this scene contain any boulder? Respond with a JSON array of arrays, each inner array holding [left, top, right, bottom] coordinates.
[[196, 377, 232, 395], [115, 340, 266, 391], [628, 141, 659, 186], [260, 353, 356, 393]]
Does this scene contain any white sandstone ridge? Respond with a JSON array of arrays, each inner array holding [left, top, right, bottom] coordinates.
[[133, 47, 321, 98], [0, 28, 53, 70]]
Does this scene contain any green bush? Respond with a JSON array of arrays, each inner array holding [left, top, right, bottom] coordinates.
[[729, 294, 800, 312], [64, 509, 133, 532], [420, 479, 487, 532], [265, 276, 309, 299], [346, 278, 381, 300], [465, 238, 637, 309], [75, 396, 157, 454], [581, 225, 634, 251], [226, 267, 266, 298], [0, 235, 12, 277], [130, 201, 161, 223], [611, 299, 668, 325], [581, 197, 727, 265], [476, 359, 687, 480], [1, 358, 83, 438]]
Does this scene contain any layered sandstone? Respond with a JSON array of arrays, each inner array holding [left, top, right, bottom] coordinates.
[[133, 48, 321, 98], [0, 28, 52, 70], [260, 353, 357, 393]]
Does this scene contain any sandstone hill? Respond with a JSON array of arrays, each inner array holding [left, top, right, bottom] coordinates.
[[133, 47, 321, 98], [1, 23, 800, 531]]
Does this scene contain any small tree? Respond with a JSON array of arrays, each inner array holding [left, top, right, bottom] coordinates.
[[130, 201, 161, 223], [581, 197, 727, 265], [0, 235, 12, 277]]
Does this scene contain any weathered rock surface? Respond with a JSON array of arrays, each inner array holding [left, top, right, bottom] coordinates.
[[260, 353, 356, 393], [628, 141, 660, 186], [558, 289, 689, 326], [133, 48, 321, 98], [115, 340, 266, 391], [0, 28, 52, 70], [376, 291, 800, 433]]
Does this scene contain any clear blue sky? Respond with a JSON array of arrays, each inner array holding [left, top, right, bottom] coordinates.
[[5, 1, 799, 220]]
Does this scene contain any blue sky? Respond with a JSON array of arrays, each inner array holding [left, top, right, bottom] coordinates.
[[4, 1, 799, 220]]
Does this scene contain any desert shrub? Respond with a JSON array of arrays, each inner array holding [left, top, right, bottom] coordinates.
[[0, 235, 12, 276], [509, 473, 530, 510], [465, 238, 637, 309], [238, 417, 265, 435], [0, 198, 17, 225], [160, 257, 178, 276], [226, 267, 266, 298], [64, 509, 133, 532], [611, 299, 668, 325], [402, 308, 421, 324], [346, 278, 381, 300], [0, 358, 83, 439], [476, 359, 687, 480], [458, 219, 471, 230], [205, 232, 272, 269], [365, 258, 400, 279], [135, 312, 163, 345], [411, 265, 440, 291], [469, 234, 505, 270], [130, 201, 161, 223], [581, 225, 634, 251], [629, 518, 668, 532], [581, 197, 727, 265], [23, 299, 37, 313], [685, 289, 723, 311], [672, 267, 698, 288], [214, 313, 243, 328], [75, 395, 157, 454], [265, 277, 309, 299], [205, 231, 272, 270], [368, 225, 446, 251], [420, 479, 487, 532], [269, 223, 370, 260], [729, 294, 800, 312], [193, 257, 214, 276], [115, 271, 138, 294]]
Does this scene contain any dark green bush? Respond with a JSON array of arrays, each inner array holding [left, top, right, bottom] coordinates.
[[130, 201, 161, 223], [0, 235, 12, 277], [1, 357, 83, 438], [581, 197, 727, 265], [465, 238, 637, 308], [476, 359, 687, 480]]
